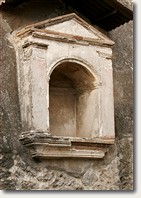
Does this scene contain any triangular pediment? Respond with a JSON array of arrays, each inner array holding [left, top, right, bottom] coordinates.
[[45, 17, 99, 40], [17, 13, 114, 46]]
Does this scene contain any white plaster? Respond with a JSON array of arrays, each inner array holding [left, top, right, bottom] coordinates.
[[46, 19, 98, 39]]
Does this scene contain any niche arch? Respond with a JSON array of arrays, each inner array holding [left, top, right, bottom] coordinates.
[[49, 58, 101, 138], [48, 57, 100, 84]]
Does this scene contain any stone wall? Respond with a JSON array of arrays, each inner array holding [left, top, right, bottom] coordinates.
[[0, 0, 133, 190], [109, 20, 133, 190]]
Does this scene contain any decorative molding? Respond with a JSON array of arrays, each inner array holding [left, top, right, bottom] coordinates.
[[15, 13, 114, 46], [22, 40, 48, 49], [19, 132, 111, 159]]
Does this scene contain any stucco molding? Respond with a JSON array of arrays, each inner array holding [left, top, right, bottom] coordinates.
[[12, 13, 115, 159], [15, 13, 114, 46], [19, 131, 113, 159]]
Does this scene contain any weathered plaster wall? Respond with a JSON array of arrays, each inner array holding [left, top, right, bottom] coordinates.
[[0, 13, 22, 189], [0, 0, 133, 190], [109, 20, 133, 190]]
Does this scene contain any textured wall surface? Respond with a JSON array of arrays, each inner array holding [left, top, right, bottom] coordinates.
[[109, 20, 133, 190], [109, 21, 133, 138], [0, 0, 133, 190]]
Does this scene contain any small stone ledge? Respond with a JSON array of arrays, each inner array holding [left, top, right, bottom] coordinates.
[[19, 131, 114, 159]]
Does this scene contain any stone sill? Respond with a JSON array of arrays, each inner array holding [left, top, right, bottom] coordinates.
[[19, 131, 114, 159]]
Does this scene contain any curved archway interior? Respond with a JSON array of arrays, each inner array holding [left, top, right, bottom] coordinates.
[[49, 61, 99, 138]]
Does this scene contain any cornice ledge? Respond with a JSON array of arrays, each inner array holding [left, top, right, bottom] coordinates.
[[19, 131, 114, 159], [15, 27, 114, 47]]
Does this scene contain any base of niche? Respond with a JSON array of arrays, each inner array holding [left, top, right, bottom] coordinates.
[[19, 131, 114, 159]]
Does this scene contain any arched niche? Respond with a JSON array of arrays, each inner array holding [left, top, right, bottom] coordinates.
[[15, 13, 115, 159], [49, 59, 100, 139]]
